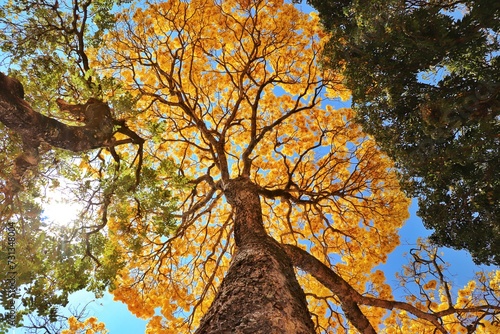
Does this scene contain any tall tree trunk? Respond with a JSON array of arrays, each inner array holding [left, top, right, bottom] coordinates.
[[195, 177, 315, 334]]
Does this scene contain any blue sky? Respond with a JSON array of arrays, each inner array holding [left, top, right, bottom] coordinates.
[[381, 200, 492, 296], [67, 291, 149, 333]]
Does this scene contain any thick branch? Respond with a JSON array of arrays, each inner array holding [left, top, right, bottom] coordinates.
[[283, 243, 499, 332], [0, 73, 115, 152], [281, 244, 377, 334], [0, 72, 146, 201]]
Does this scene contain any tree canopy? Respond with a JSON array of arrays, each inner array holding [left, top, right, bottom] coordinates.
[[0, 0, 499, 333], [309, 0, 500, 265]]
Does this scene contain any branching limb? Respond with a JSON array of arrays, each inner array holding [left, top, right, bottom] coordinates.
[[282, 243, 377, 334], [1, 72, 145, 187], [281, 243, 449, 334], [284, 242, 500, 332]]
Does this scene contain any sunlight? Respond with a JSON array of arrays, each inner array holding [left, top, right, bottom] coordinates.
[[39, 182, 83, 227], [41, 199, 81, 226]]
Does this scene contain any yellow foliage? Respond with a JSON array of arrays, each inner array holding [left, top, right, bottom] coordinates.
[[95, 0, 410, 330], [61, 316, 108, 334], [423, 279, 437, 290], [88, 0, 498, 332]]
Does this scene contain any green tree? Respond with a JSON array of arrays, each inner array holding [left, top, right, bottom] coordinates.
[[310, 0, 500, 265], [0, 0, 180, 329]]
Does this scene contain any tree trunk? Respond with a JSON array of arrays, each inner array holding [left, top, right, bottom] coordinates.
[[195, 177, 315, 334]]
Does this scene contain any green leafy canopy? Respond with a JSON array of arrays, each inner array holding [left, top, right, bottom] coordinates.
[[311, 0, 500, 265]]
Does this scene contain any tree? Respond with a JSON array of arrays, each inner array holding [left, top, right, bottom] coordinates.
[[308, 0, 500, 265], [0, 0, 171, 328], [0, 0, 499, 333]]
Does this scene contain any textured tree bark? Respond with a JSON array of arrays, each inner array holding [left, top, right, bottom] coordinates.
[[195, 177, 315, 334], [0, 74, 115, 152], [0, 72, 116, 198]]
